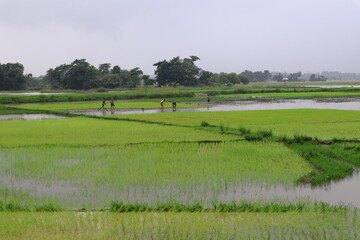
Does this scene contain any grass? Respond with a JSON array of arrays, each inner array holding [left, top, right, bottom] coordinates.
[[113, 109, 360, 140], [0, 104, 46, 115], [289, 144, 356, 185], [0, 210, 358, 240], [0, 117, 239, 147], [218, 91, 360, 99], [1, 85, 359, 104], [0, 142, 311, 208]]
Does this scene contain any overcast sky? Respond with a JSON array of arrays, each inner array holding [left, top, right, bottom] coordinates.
[[0, 0, 360, 76]]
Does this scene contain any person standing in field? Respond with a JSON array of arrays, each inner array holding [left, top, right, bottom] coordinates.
[[110, 98, 115, 109], [99, 99, 107, 109], [160, 99, 165, 107]]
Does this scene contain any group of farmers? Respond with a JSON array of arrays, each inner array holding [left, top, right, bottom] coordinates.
[[99, 98, 176, 110]]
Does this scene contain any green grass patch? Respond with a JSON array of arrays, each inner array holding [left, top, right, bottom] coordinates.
[[289, 144, 356, 185], [1, 86, 359, 104], [0, 210, 357, 239], [0, 117, 238, 147], [219, 91, 360, 99], [0, 141, 311, 208], [12, 101, 204, 111], [114, 109, 360, 140], [0, 104, 46, 115]]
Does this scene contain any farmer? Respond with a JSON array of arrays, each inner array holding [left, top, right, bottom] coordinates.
[[99, 99, 106, 109], [172, 101, 177, 108], [110, 98, 115, 109], [160, 99, 165, 107]]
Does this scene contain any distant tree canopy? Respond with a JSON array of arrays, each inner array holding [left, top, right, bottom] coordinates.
[[45, 59, 144, 89], [309, 74, 327, 82], [242, 70, 271, 82], [1, 57, 336, 91], [208, 72, 249, 85], [0, 63, 28, 91], [154, 56, 202, 86]]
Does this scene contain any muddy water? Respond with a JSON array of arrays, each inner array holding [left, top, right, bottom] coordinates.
[[0, 114, 65, 120], [0, 92, 69, 96], [69, 98, 360, 116], [0, 175, 78, 199], [0, 90, 132, 96], [217, 172, 360, 208]]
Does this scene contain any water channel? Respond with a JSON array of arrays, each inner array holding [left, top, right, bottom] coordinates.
[[70, 98, 360, 116]]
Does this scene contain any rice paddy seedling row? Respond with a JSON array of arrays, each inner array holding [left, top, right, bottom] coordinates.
[[0, 104, 46, 115], [13, 101, 204, 111], [114, 109, 360, 140], [0, 117, 239, 147], [219, 91, 360, 99], [1, 86, 359, 104], [289, 144, 358, 185], [0, 211, 358, 240], [0, 141, 311, 208]]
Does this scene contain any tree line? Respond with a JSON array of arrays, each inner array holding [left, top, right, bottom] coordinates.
[[0, 56, 330, 91]]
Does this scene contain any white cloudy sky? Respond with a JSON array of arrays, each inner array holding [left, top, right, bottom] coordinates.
[[0, 0, 360, 76]]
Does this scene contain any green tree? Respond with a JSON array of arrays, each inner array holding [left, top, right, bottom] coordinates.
[[153, 56, 201, 86], [98, 63, 111, 74], [45, 59, 96, 89], [197, 70, 214, 85], [273, 73, 284, 82], [238, 74, 250, 85], [64, 59, 96, 89], [103, 74, 122, 88], [111, 65, 121, 74], [0, 63, 27, 90]]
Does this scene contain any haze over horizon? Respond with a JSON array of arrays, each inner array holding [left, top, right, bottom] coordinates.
[[0, 0, 360, 76]]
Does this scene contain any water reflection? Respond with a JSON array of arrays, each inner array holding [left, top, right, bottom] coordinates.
[[0, 114, 65, 120], [216, 172, 360, 208], [69, 98, 360, 116]]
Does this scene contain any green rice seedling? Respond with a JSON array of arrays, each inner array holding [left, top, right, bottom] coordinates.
[[217, 91, 360, 99], [238, 126, 251, 135], [0, 117, 238, 147], [114, 109, 360, 140], [0, 210, 358, 240], [290, 144, 354, 185], [0, 142, 311, 208]]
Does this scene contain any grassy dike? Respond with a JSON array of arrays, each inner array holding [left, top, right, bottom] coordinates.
[[1, 86, 359, 104]]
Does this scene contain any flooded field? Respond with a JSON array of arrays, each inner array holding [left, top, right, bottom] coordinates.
[[69, 98, 360, 116], [217, 172, 360, 208], [303, 85, 360, 88], [0, 92, 69, 96], [0, 114, 65, 120]]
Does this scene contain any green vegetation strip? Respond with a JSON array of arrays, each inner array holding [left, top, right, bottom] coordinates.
[[1, 86, 359, 104], [13, 101, 204, 111], [0, 117, 238, 147], [0, 211, 358, 240], [219, 91, 360, 99], [201, 126, 360, 185], [114, 109, 360, 140], [289, 143, 359, 185], [0, 142, 310, 208], [0, 104, 46, 115]]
